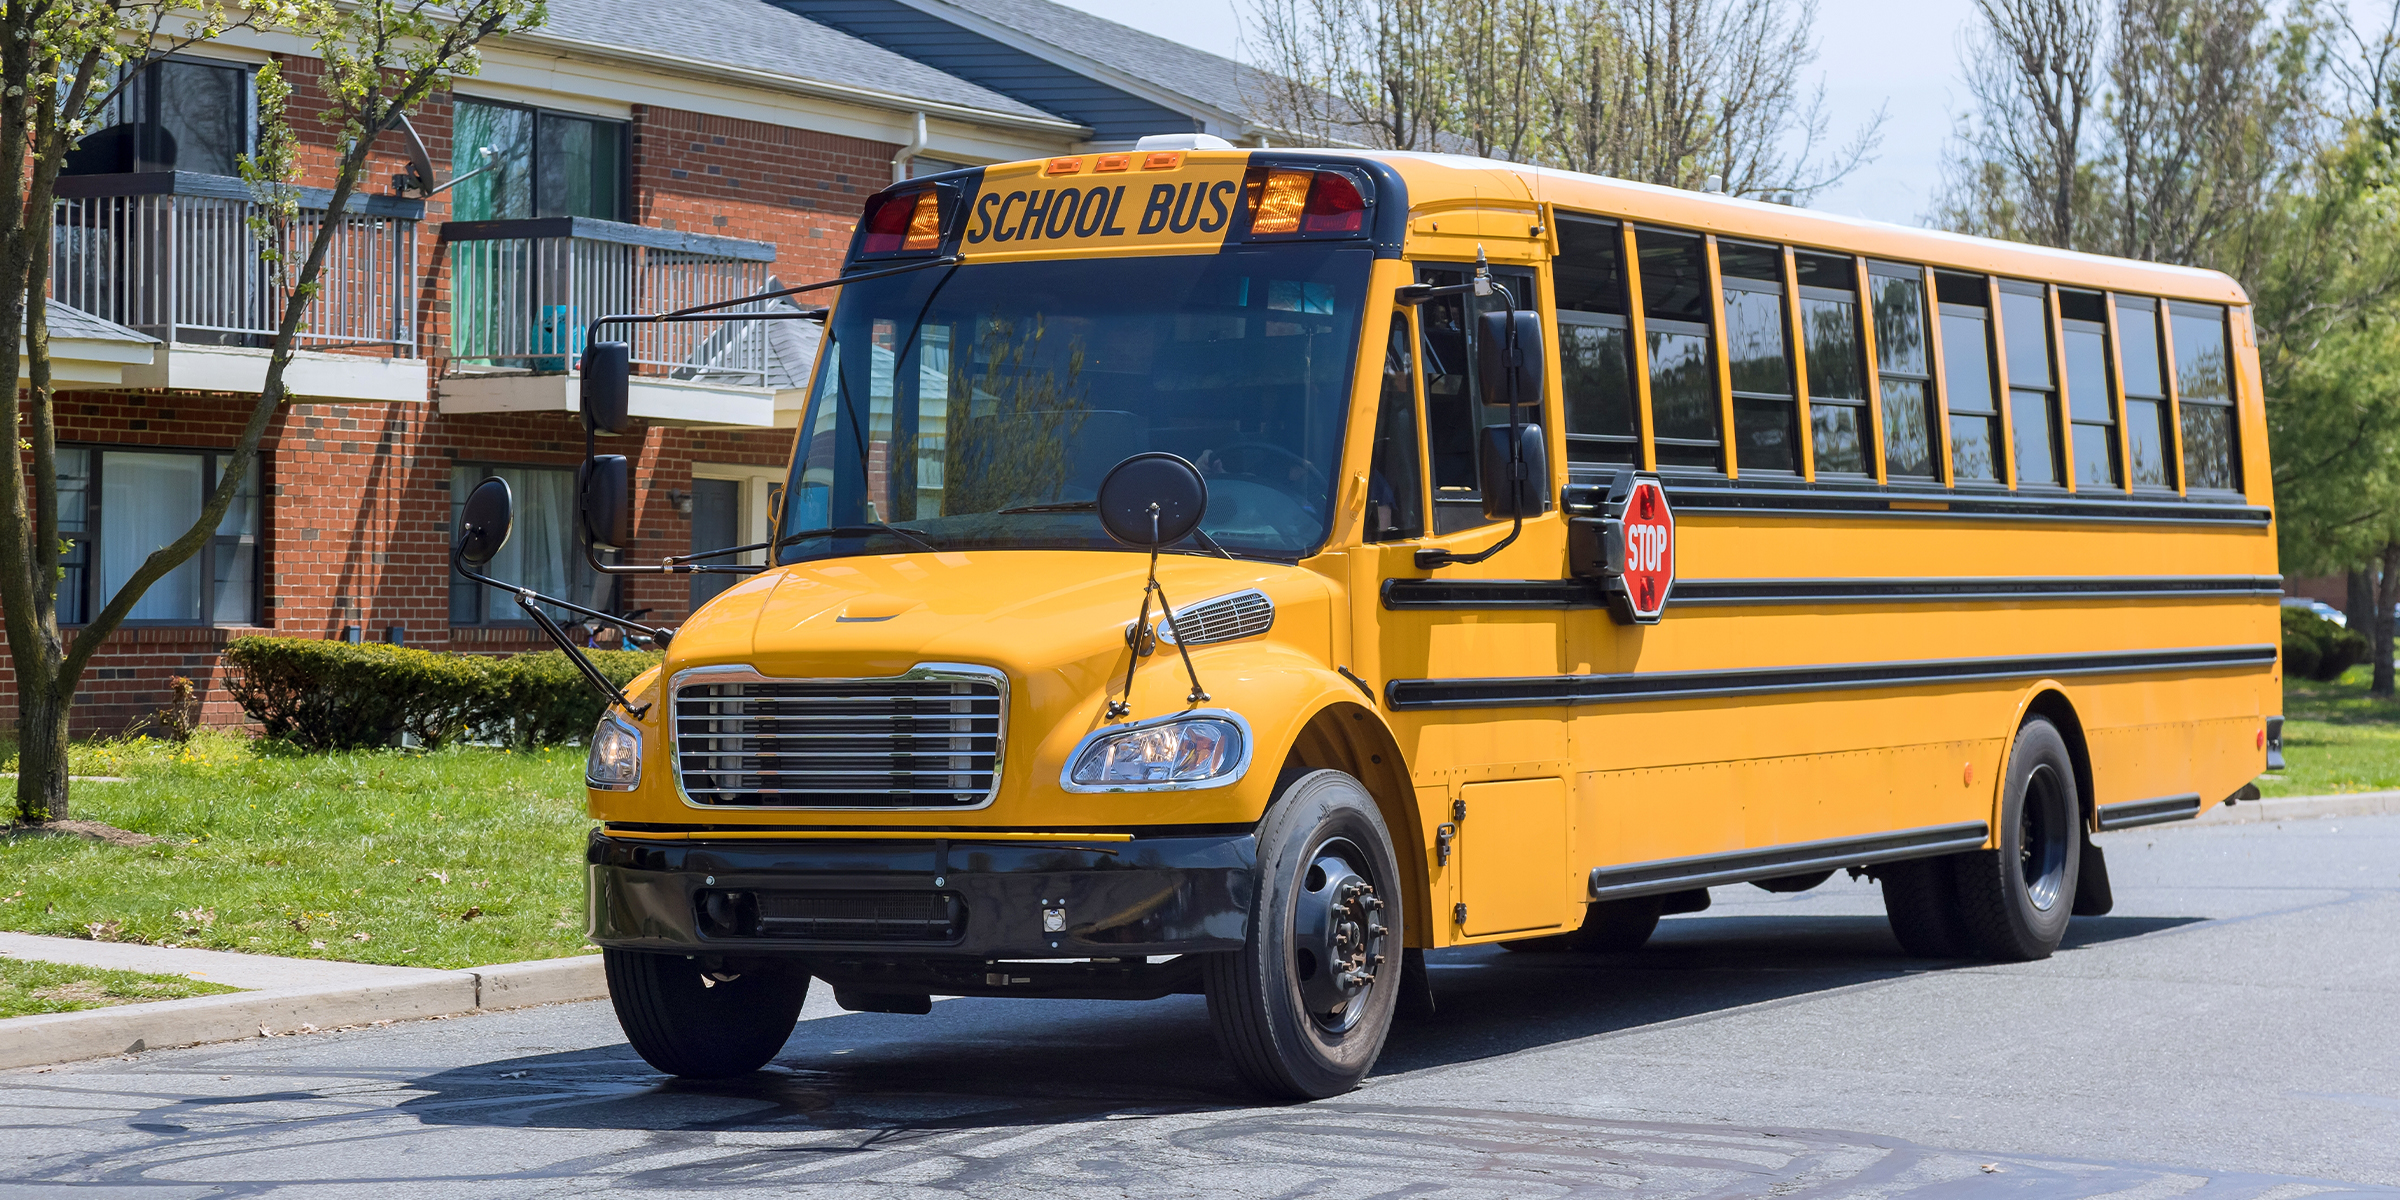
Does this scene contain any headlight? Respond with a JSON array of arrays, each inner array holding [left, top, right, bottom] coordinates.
[[587, 711, 642, 790], [1065, 713, 1248, 791]]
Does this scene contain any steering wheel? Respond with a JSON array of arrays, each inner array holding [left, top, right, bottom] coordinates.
[[1209, 442, 1330, 499]]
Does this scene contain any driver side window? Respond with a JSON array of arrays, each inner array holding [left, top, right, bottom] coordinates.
[[1419, 263, 1537, 534], [1367, 313, 1425, 541]]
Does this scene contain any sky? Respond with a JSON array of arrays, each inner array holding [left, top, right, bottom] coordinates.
[[1049, 0, 1981, 228]]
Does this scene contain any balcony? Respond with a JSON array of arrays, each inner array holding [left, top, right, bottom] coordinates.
[[50, 172, 427, 402], [438, 217, 782, 428]]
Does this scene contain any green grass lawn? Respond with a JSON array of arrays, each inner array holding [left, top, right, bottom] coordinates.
[[2258, 664, 2400, 797], [0, 732, 593, 970], [0, 956, 240, 1019]]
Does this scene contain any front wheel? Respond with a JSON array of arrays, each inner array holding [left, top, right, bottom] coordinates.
[[605, 949, 808, 1078], [1202, 769, 1404, 1100]]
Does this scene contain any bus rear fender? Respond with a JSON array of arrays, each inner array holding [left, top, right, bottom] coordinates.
[[1275, 698, 1429, 948], [2004, 684, 2099, 836]]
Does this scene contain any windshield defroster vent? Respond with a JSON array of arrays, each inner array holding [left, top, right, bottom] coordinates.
[[671, 665, 1006, 809], [1159, 589, 1275, 646]]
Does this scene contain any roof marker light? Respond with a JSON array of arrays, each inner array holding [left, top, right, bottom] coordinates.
[[1094, 153, 1133, 172], [1045, 157, 1084, 176], [1141, 151, 1183, 170]]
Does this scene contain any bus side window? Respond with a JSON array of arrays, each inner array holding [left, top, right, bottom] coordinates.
[[1935, 272, 2001, 483], [1719, 240, 1797, 473], [2115, 295, 2175, 489], [1368, 313, 1425, 541], [1553, 214, 1636, 466], [1795, 252, 1868, 476], [1868, 262, 1936, 479], [1637, 228, 1721, 471], [2171, 301, 2239, 491], [2058, 288, 2119, 489], [1998, 279, 2062, 487], [1418, 263, 1538, 533]]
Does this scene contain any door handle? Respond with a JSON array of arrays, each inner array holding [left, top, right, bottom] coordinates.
[[1435, 822, 1456, 865]]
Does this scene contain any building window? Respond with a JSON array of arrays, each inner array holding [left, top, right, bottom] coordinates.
[[449, 465, 603, 623], [2115, 296, 2176, 489], [1719, 240, 1797, 474], [1639, 228, 1721, 471], [1936, 272, 2001, 484], [1553, 215, 1637, 466], [2171, 302, 2240, 492], [56, 447, 259, 627], [451, 98, 627, 223], [1869, 262, 1936, 480], [64, 57, 253, 177], [1998, 280, 2062, 487], [2057, 289, 2119, 488], [689, 466, 784, 611], [1366, 315, 1426, 541]]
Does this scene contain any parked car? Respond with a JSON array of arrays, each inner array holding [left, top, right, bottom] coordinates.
[[2282, 597, 2349, 627]]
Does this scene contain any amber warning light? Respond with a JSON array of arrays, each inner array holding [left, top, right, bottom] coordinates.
[[1243, 167, 1366, 236], [859, 187, 945, 254]]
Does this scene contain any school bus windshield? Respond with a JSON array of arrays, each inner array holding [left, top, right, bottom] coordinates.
[[781, 244, 1372, 562]]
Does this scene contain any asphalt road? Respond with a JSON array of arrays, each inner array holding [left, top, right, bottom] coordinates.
[[6, 812, 2398, 1198]]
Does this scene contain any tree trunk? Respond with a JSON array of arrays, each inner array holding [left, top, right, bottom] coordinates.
[[2350, 567, 2377, 630], [14, 680, 71, 824], [2376, 542, 2400, 699]]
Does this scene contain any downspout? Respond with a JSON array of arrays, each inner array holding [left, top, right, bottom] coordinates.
[[893, 111, 928, 183]]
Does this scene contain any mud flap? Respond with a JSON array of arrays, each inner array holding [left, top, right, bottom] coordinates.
[[2072, 837, 2114, 916]]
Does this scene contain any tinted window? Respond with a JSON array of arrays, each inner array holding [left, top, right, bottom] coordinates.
[[2173, 303, 2238, 490]]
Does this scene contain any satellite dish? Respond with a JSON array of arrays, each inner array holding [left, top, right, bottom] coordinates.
[[1097, 453, 1208, 550], [455, 476, 514, 566]]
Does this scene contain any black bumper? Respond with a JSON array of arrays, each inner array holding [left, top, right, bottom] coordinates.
[[586, 829, 1256, 961]]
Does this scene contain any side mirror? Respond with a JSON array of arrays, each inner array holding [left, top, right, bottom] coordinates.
[[582, 341, 631, 435], [455, 476, 514, 566], [580, 454, 631, 549], [1477, 309, 1545, 411], [1479, 422, 1550, 520], [1096, 452, 1208, 549]]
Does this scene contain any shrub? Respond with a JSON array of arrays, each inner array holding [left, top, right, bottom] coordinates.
[[500, 650, 663, 747], [2279, 607, 2366, 682], [223, 638, 660, 750]]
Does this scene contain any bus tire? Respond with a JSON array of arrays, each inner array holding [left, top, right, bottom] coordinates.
[[1952, 717, 2082, 961], [1880, 856, 1969, 958], [604, 948, 807, 1078], [1500, 896, 1662, 953], [1202, 769, 1402, 1101]]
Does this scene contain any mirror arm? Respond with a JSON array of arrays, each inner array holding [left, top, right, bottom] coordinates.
[[450, 548, 660, 717]]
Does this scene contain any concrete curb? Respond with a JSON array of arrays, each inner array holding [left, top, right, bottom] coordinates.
[[2189, 790, 2400, 827], [0, 954, 604, 1071]]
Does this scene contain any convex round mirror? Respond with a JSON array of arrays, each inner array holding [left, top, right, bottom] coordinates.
[[455, 476, 514, 566], [1097, 452, 1208, 550]]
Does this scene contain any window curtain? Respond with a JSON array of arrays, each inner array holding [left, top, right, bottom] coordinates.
[[101, 452, 203, 621]]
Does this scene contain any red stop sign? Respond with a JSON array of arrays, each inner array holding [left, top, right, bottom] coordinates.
[[1621, 477, 1674, 621]]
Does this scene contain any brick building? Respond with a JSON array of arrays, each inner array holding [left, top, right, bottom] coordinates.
[[18, 0, 1277, 733]]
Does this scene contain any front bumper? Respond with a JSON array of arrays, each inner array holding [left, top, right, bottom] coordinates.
[[586, 829, 1257, 961]]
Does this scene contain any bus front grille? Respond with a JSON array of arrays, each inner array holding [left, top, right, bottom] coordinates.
[[670, 667, 1006, 808]]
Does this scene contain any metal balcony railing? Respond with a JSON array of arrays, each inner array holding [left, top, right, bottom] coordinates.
[[441, 217, 776, 385], [51, 172, 422, 353]]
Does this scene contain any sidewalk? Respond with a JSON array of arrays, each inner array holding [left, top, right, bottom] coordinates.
[[2190, 789, 2400, 826], [0, 934, 602, 1071]]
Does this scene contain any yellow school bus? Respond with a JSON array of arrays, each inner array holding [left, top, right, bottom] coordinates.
[[543, 141, 2279, 1099]]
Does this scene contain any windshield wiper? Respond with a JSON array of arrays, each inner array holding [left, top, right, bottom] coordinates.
[[777, 523, 941, 553], [994, 501, 1097, 514]]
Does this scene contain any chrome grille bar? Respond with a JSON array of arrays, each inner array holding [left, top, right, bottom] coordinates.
[[670, 664, 1006, 809]]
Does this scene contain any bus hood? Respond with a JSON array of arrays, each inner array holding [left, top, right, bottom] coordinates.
[[666, 550, 1334, 687]]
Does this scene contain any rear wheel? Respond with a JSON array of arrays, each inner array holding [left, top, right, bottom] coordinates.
[[605, 949, 808, 1078], [1501, 896, 1662, 953], [1952, 717, 2081, 961], [1880, 856, 1969, 958], [1202, 769, 1403, 1100]]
